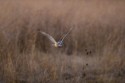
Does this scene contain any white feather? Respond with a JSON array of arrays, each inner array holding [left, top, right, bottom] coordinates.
[[40, 31, 57, 44], [61, 27, 73, 41]]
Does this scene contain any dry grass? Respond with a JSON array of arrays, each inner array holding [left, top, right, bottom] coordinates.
[[0, 0, 125, 83]]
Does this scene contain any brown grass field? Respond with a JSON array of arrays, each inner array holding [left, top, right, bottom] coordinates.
[[0, 0, 125, 83]]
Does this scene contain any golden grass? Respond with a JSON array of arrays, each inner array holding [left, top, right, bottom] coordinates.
[[0, 0, 125, 83]]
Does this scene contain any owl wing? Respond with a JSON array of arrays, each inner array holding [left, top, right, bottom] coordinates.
[[40, 31, 57, 44]]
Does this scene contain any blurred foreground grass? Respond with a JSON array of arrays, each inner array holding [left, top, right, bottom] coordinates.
[[0, 0, 125, 83]]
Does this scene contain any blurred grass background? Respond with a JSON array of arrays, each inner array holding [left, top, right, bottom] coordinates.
[[0, 0, 125, 83]]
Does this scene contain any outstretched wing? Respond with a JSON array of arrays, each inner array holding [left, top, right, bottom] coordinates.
[[40, 31, 57, 44], [61, 27, 73, 41]]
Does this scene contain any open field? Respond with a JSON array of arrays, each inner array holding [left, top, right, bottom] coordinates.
[[0, 0, 125, 83]]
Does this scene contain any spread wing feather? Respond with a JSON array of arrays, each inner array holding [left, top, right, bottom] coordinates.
[[40, 31, 57, 44], [61, 27, 73, 41]]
